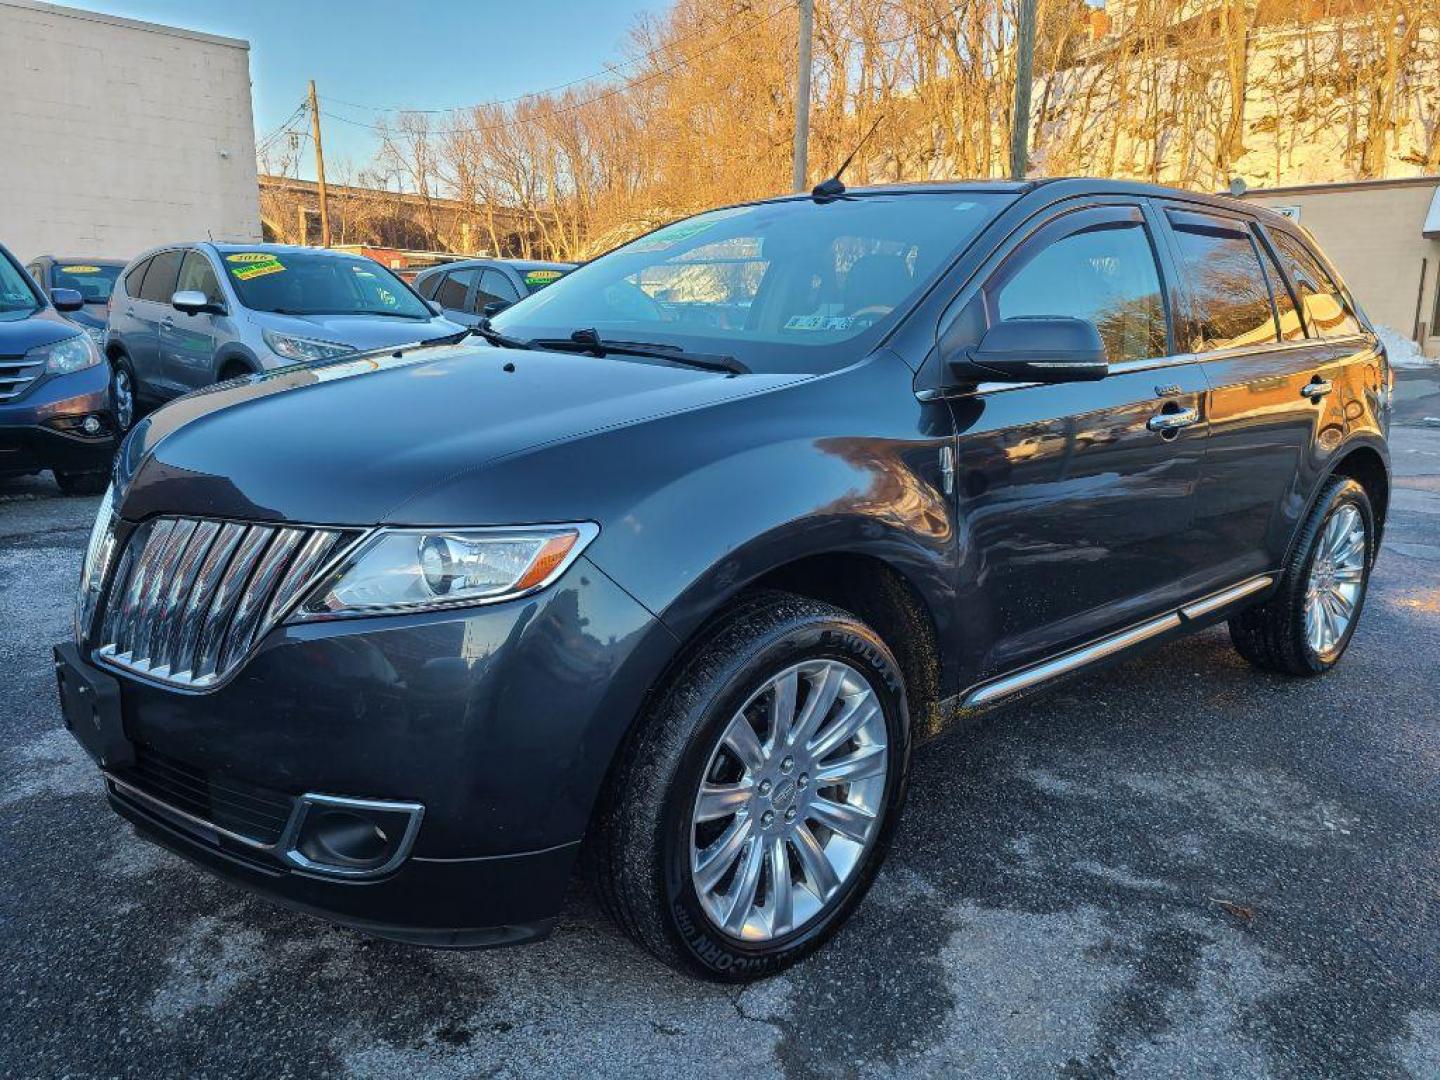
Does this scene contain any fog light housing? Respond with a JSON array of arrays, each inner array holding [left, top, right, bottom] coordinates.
[[282, 793, 424, 878], [81, 414, 102, 435]]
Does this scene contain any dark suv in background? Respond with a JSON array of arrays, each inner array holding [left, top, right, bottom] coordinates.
[[414, 257, 575, 325], [25, 256, 127, 349], [57, 179, 1388, 980], [0, 243, 116, 494]]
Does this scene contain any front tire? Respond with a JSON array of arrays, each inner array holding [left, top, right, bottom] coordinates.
[[54, 469, 108, 496], [110, 354, 136, 433], [1229, 477, 1375, 676], [592, 592, 912, 981]]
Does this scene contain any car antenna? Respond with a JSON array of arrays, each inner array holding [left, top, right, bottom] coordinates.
[[811, 115, 884, 203]]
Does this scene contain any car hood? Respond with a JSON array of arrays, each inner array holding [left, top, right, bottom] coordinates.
[[255, 312, 464, 351], [0, 306, 86, 352], [117, 342, 802, 525]]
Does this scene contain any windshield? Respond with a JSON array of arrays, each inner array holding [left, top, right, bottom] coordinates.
[[50, 263, 122, 303], [492, 192, 1013, 373], [0, 252, 42, 321], [222, 251, 432, 319]]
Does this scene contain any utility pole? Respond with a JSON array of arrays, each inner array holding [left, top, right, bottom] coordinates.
[[1009, 0, 1038, 180], [307, 80, 332, 247], [791, 0, 813, 193]]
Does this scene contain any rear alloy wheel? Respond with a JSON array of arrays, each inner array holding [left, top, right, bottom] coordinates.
[[1229, 476, 1375, 675], [591, 593, 911, 980]]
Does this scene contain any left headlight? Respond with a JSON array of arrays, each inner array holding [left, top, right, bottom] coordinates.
[[30, 332, 101, 375], [262, 329, 357, 363], [74, 483, 117, 641], [290, 523, 599, 620]]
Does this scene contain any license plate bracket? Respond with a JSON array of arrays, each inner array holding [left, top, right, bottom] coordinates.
[[54, 642, 133, 770]]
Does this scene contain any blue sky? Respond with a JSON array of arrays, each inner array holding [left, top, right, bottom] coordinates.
[[70, 0, 670, 179]]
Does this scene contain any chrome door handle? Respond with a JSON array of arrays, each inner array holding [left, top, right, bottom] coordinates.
[[1300, 380, 1333, 400], [1147, 406, 1200, 433], [161, 316, 174, 329]]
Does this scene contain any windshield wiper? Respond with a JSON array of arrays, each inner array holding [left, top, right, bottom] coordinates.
[[534, 328, 750, 374], [460, 317, 533, 350]]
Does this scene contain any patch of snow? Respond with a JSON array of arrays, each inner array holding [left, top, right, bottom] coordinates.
[[1376, 325, 1435, 370]]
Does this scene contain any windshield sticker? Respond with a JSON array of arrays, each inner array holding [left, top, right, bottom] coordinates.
[[785, 314, 857, 332], [226, 253, 286, 281], [59, 264, 102, 274], [524, 269, 564, 287], [628, 207, 752, 253]]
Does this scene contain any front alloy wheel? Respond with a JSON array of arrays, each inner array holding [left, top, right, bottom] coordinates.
[[111, 359, 135, 432], [591, 593, 911, 980], [690, 659, 888, 941]]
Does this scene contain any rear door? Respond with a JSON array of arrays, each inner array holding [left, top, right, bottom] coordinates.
[[127, 248, 184, 398], [1158, 204, 1367, 587], [944, 202, 1210, 679]]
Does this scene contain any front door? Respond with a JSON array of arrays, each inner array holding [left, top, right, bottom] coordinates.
[[163, 251, 223, 391], [943, 204, 1209, 681]]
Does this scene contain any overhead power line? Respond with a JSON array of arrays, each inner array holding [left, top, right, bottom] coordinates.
[[322, 0, 801, 117], [318, 1, 798, 138]]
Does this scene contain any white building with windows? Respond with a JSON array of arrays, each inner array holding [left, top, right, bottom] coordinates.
[[0, 0, 260, 263]]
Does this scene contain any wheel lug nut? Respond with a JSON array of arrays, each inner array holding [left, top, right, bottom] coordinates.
[[784, 807, 797, 823], [797, 774, 808, 789], [758, 780, 772, 796], [761, 811, 774, 828], [780, 756, 794, 774]]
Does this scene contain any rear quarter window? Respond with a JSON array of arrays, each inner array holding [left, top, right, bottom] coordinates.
[[1270, 231, 1362, 339]]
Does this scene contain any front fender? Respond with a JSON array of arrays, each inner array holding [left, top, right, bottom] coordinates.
[[389, 351, 961, 684]]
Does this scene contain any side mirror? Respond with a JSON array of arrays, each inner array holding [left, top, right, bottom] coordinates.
[[951, 316, 1109, 384], [51, 288, 84, 313], [482, 300, 511, 317], [172, 290, 224, 316], [426, 300, 444, 316]]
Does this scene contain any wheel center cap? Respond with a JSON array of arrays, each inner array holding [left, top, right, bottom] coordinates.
[[770, 776, 797, 812]]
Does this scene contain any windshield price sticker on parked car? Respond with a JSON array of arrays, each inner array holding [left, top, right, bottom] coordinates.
[[59, 265, 102, 274], [524, 269, 564, 288], [225, 252, 287, 281], [784, 314, 857, 331]]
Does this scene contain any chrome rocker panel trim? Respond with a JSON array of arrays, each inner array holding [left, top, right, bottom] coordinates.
[[960, 575, 1275, 709]]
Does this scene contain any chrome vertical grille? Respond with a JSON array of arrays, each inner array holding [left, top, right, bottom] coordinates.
[[91, 517, 357, 689]]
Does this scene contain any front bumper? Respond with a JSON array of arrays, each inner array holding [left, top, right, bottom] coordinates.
[[0, 362, 116, 475], [60, 556, 677, 945]]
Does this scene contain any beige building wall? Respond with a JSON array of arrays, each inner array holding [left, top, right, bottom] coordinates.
[[0, 0, 260, 263], [1242, 177, 1440, 358]]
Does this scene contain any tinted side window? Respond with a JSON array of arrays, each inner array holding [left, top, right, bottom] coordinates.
[[177, 251, 223, 304], [435, 269, 475, 310], [1166, 211, 1277, 352], [479, 268, 520, 307], [138, 250, 183, 304], [415, 272, 442, 300], [124, 257, 152, 297], [1270, 231, 1362, 338], [1253, 237, 1303, 341], [967, 210, 1168, 363]]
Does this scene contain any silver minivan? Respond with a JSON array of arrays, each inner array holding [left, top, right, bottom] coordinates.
[[106, 244, 463, 427]]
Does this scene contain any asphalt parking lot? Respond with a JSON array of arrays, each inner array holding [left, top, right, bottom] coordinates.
[[2, 372, 1437, 1079]]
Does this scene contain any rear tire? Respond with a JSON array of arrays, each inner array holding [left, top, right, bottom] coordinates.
[[1228, 477, 1375, 676], [590, 592, 912, 981]]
